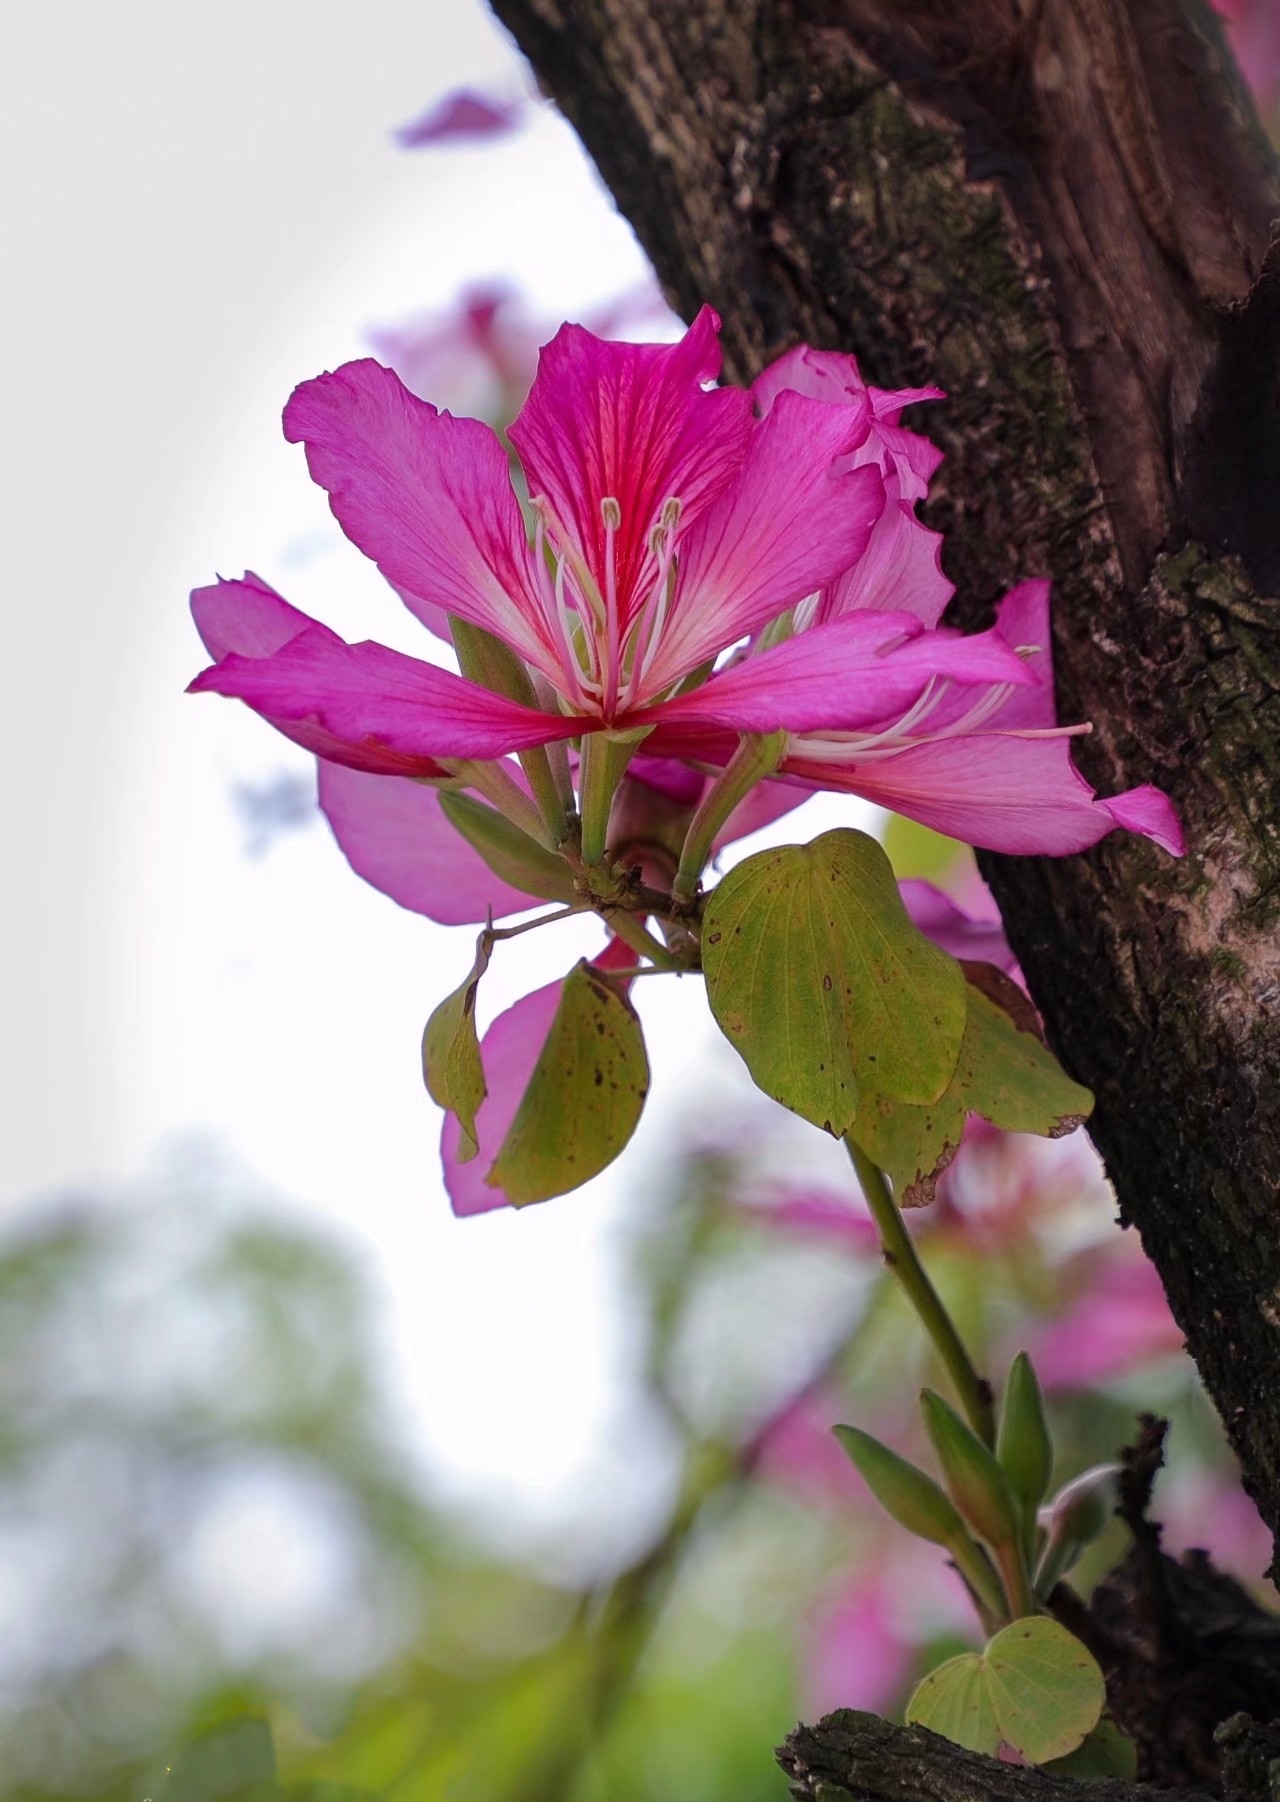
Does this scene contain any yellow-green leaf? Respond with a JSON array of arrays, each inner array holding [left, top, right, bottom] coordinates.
[[906, 1652, 999, 1756], [852, 965, 1093, 1204], [701, 830, 966, 1136], [1042, 1719, 1137, 1780], [486, 961, 649, 1205], [422, 936, 491, 1162], [984, 1617, 1105, 1764]]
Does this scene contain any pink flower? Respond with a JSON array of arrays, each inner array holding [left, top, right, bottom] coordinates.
[[1215, 0, 1280, 116], [190, 308, 1032, 796], [1023, 1250, 1185, 1391], [645, 348, 1184, 859], [393, 89, 527, 148]]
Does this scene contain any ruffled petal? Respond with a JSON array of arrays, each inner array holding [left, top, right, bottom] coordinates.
[[643, 394, 887, 690], [753, 345, 945, 499], [508, 305, 754, 628], [635, 612, 1034, 739], [190, 625, 580, 769], [282, 358, 558, 680], [788, 732, 1185, 856], [818, 469, 953, 627], [317, 763, 536, 924]]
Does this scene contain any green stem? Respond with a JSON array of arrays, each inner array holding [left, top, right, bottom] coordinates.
[[671, 730, 786, 902], [578, 731, 643, 864], [603, 907, 681, 970], [845, 1138, 996, 1447]]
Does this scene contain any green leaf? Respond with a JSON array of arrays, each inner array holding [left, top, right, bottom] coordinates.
[[851, 964, 1093, 1205], [487, 961, 649, 1205], [997, 1351, 1055, 1521], [833, 1424, 969, 1547], [1042, 1719, 1137, 1780], [701, 830, 966, 1135], [919, 1389, 1021, 1552], [162, 1717, 277, 1801], [984, 1617, 1105, 1764], [439, 790, 578, 905], [906, 1619, 1104, 1766], [422, 935, 491, 1162], [906, 1652, 999, 1755]]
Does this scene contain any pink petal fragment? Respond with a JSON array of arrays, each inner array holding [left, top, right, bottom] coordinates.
[[647, 395, 886, 689], [443, 979, 564, 1217], [508, 306, 754, 625], [792, 732, 1185, 856], [637, 613, 1032, 739], [190, 626, 579, 768], [394, 90, 525, 148], [318, 763, 537, 924], [283, 359, 556, 680], [899, 879, 1016, 972], [820, 471, 953, 626]]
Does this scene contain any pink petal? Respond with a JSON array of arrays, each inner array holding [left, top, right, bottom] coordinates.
[[190, 626, 580, 769], [443, 979, 563, 1217], [985, 581, 1056, 730], [753, 344, 945, 498], [644, 394, 886, 690], [790, 732, 1185, 856], [819, 470, 953, 626], [1028, 1254, 1183, 1390], [191, 576, 448, 776], [637, 613, 1033, 739], [508, 306, 754, 631], [283, 359, 558, 680], [317, 763, 537, 924], [805, 1579, 916, 1718], [394, 90, 525, 148], [899, 879, 1016, 971]]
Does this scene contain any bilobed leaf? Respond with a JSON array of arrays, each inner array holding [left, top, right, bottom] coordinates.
[[701, 830, 966, 1136], [486, 960, 649, 1205], [422, 935, 491, 1162], [852, 965, 1093, 1205], [984, 1617, 1105, 1764], [439, 790, 578, 905], [905, 1652, 999, 1756], [906, 1619, 1104, 1767]]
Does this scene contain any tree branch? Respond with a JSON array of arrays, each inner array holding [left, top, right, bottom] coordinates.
[[491, 0, 1280, 1574]]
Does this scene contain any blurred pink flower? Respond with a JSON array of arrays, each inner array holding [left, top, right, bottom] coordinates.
[[1023, 1249, 1185, 1391], [804, 1552, 976, 1718], [1215, 0, 1280, 115], [394, 89, 527, 148]]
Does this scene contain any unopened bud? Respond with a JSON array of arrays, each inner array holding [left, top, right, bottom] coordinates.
[[833, 1424, 967, 1548], [997, 1352, 1054, 1517], [920, 1389, 1022, 1552], [1034, 1463, 1119, 1596]]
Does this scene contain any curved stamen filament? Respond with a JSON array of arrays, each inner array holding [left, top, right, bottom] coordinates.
[[790, 677, 1087, 766]]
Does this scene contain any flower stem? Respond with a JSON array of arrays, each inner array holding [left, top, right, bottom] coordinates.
[[578, 731, 643, 864], [671, 731, 786, 903], [845, 1138, 996, 1447]]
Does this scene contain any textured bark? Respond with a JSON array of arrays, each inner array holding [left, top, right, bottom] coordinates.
[[490, 0, 1280, 1578]]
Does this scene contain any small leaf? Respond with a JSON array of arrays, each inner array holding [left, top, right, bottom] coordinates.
[[701, 829, 966, 1136], [905, 1652, 999, 1756], [997, 1352, 1055, 1522], [919, 1389, 1022, 1552], [439, 790, 578, 905], [851, 965, 1093, 1205], [833, 1424, 969, 1547], [1042, 1719, 1138, 1780], [486, 961, 649, 1205], [422, 935, 491, 1161], [984, 1617, 1105, 1764]]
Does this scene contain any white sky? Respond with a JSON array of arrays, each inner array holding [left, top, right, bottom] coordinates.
[[2, 0, 864, 1551]]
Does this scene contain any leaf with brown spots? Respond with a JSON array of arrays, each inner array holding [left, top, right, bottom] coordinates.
[[701, 830, 966, 1136]]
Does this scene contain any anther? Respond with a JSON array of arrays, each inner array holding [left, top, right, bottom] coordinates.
[[601, 496, 621, 529]]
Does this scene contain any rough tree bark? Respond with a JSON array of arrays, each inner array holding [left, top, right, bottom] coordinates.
[[488, 0, 1280, 1790]]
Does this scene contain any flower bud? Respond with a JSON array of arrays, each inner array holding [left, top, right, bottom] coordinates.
[[920, 1388, 1023, 1552], [833, 1424, 967, 1547], [1034, 1463, 1119, 1596], [997, 1351, 1055, 1517]]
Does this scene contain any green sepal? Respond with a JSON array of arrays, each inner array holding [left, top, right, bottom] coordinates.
[[701, 829, 967, 1137], [440, 790, 579, 906], [486, 960, 649, 1205], [421, 934, 491, 1162], [850, 963, 1093, 1206], [997, 1351, 1055, 1528], [920, 1388, 1023, 1553]]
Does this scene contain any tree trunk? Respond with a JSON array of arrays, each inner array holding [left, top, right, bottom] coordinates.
[[490, 0, 1280, 1545]]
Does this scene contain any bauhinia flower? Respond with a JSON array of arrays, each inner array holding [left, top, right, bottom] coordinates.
[[640, 345, 1186, 860], [190, 307, 1036, 873]]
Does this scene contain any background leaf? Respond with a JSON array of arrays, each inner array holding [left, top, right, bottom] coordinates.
[[701, 830, 966, 1136], [422, 935, 491, 1161]]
